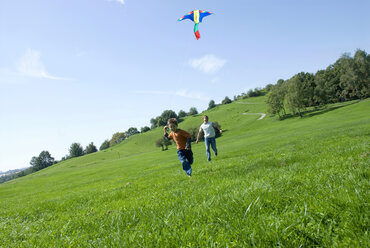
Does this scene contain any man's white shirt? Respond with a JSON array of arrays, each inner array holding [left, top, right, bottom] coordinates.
[[200, 122, 215, 138]]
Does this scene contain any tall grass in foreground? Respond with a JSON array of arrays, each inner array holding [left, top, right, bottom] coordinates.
[[0, 97, 369, 247]]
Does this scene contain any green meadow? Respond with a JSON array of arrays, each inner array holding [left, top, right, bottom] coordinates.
[[0, 96, 369, 247]]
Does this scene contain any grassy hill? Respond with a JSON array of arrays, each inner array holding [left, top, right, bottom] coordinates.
[[0, 96, 369, 247]]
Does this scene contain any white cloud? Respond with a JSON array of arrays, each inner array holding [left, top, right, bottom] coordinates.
[[189, 54, 227, 74], [174, 89, 210, 101], [76, 51, 85, 57], [106, 0, 125, 5], [17, 49, 67, 80], [136, 89, 210, 102]]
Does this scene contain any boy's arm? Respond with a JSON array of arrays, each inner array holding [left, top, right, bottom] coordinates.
[[164, 126, 170, 140], [183, 130, 192, 150], [185, 138, 192, 150]]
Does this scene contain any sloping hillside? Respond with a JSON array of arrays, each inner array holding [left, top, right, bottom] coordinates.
[[0, 97, 368, 247]]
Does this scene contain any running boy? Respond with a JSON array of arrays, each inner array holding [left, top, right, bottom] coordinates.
[[164, 118, 193, 177], [196, 115, 222, 162]]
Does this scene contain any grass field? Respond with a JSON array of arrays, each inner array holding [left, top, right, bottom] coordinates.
[[0, 96, 369, 247]]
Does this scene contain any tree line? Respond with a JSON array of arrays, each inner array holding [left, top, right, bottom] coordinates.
[[150, 107, 199, 129], [266, 49, 369, 118]]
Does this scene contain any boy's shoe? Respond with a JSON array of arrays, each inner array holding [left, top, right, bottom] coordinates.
[[186, 169, 192, 177], [215, 152, 218, 156]]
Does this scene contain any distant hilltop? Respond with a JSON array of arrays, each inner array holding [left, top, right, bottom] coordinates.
[[0, 168, 28, 177]]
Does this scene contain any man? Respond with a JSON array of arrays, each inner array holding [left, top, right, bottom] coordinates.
[[196, 115, 222, 162]]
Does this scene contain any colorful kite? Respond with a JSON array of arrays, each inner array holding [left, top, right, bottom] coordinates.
[[178, 10, 213, 40]]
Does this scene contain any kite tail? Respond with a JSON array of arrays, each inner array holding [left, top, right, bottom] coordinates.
[[194, 23, 200, 40]]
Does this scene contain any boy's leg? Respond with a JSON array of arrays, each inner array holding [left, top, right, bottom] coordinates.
[[177, 150, 192, 175], [204, 138, 211, 161], [210, 137, 218, 156], [185, 149, 193, 165]]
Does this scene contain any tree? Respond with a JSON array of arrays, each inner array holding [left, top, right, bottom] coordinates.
[[265, 84, 274, 92], [150, 110, 178, 128], [335, 53, 356, 101], [141, 126, 150, 133], [30, 151, 55, 171], [126, 127, 139, 137], [85, 142, 97, 154], [178, 110, 187, 118], [39, 151, 55, 167], [301, 72, 316, 106], [188, 107, 198, 116], [314, 50, 369, 103], [30, 156, 38, 170], [286, 75, 306, 117], [150, 118, 158, 129], [285, 72, 315, 116], [351, 49, 369, 99], [69, 143, 84, 158], [161, 110, 178, 124], [254, 87, 263, 96], [110, 132, 126, 147], [99, 139, 110, 151], [152, 110, 178, 127], [156, 138, 165, 151], [314, 69, 339, 105], [208, 100, 216, 110], [155, 137, 172, 151], [247, 89, 254, 97], [266, 82, 286, 118], [222, 96, 232, 104], [163, 138, 171, 150]]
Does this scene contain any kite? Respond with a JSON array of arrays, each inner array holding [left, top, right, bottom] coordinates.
[[178, 10, 213, 40]]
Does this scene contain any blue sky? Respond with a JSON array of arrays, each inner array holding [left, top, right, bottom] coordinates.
[[0, 0, 369, 171]]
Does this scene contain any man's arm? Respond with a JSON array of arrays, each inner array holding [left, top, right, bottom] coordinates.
[[213, 123, 223, 134], [195, 129, 202, 144]]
